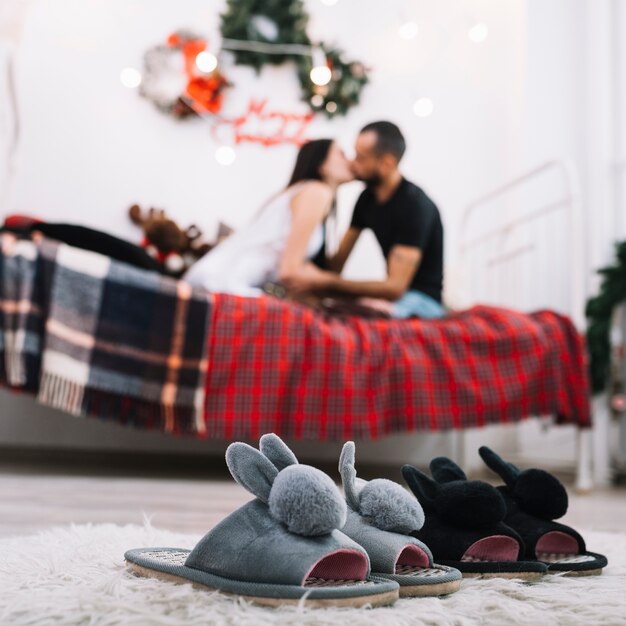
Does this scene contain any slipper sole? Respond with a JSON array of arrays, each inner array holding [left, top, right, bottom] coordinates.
[[378, 564, 463, 597], [461, 570, 545, 581], [127, 562, 399, 608], [398, 579, 462, 597], [538, 551, 607, 575], [125, 550, 399, 608], [437, 560, 547, 581], [548, 568, 603, 576]]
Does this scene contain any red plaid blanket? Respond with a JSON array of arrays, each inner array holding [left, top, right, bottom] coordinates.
[[203, 294, 591, 440]]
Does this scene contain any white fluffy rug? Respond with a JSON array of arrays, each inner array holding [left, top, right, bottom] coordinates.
[[0, 522, 625, 626]]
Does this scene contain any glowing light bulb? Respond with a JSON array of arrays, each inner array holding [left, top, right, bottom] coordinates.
[[120, 67, 141, 88], [196, 51, 218, 73], [399, 21, 418, 40], [310, 66, 332, 86], [215, 146, 236, 165], [311, 94, 324, 107], [413, 98, 434, 118], [468, 23, 488, 43], [325, 101, 337, 113]]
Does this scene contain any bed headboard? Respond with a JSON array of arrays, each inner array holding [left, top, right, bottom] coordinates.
[[457, 160, 584, 328]]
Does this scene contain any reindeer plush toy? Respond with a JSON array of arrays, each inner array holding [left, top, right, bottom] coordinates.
[[128, 204, 213, 276]]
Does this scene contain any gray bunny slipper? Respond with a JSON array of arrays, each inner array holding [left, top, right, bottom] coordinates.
[[338, 442, 462, 597], [125, 434, 399, 608]]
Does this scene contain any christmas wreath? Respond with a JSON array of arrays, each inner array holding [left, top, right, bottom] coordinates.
[[220, 0, 369, 117], [586, 239, 626, 393], [140, 30, 230, 119], [220, 0, 311, 71], [140, 1, 369, 120], [297, 45, 369, 117]]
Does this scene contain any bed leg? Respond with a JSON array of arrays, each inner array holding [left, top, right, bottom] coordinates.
[[591, 393, 612, 488], [575, 428, 593, 493], [448, 429, 465, 468]]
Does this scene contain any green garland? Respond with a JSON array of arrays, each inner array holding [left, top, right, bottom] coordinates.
[[220, 0, 369, 117], [586, 240, 626, 393], [297, 45, 369, 118], [220, 0, 311, 72]]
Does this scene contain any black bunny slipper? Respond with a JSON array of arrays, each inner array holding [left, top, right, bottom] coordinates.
[[402, 458, 548, 580], [479, 447, 608, 576]]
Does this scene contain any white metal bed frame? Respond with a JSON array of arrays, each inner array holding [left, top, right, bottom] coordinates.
[[455, 159, 594, 490]]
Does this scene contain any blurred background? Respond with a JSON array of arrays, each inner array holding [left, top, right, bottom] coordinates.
[[1, 0, 624, 307]]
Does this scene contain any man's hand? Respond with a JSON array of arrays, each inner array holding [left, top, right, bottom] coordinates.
[[357, 297, 394, 315], [281, 263, 336, 295]]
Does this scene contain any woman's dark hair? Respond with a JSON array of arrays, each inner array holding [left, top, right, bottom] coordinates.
[[287, 139, 333, 187]]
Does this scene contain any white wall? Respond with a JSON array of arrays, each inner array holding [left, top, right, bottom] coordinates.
[[0, 0, 526, 284], [520, 0, 625, 296]]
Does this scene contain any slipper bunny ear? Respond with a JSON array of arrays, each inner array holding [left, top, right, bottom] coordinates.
[[430, 457, 467, 483], [401, 465, 439, 514], [339, 441, 361, 511], [226, 442, 278, 503], [478, 446, 520, 487], [259, 433, 299, 470], [480, 446, 568, 520]]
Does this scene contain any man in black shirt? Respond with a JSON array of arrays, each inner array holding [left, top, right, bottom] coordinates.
[[285, 121, 444, 319]]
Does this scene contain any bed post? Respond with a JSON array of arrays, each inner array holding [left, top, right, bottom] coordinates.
[[448, 429, 465, 469], [575, 428, 593, 492], [591, 393, 612, 487], [576, 394, 611, 492]]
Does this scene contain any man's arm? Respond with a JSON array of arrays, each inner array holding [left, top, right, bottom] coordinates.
[[284, 244, 422, 300], [325, 244, 421, 300], [326, 227, 361, 273]]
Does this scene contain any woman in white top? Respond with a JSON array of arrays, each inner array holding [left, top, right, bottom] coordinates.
[[183, 139, 354, 295]]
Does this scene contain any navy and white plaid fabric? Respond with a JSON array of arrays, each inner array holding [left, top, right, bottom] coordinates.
[[1, 233, 210, 434]]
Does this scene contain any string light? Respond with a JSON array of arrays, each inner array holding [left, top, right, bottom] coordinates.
[[120, 67, 141, 88], [398, 21, 419, 40], [468, 23, 488, 43], [196, 51, 218, 73], [311, 94, 324, 107], [413, 97, 434, 118], [310, 46, 331, 86], [215, 146, 236, 165], [325, 101, 337, 113], [310, 66, 331, 86]]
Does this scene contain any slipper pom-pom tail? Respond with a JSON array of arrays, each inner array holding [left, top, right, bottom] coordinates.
[[359, 479, 425, 533], [269, 465, 347, 536]]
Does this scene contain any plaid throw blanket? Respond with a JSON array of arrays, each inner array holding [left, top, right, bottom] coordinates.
[[0, 233, 211, 434], [203, 294, 591, 440], [2, 233, 591, 440], [0, 234, 43, 390]]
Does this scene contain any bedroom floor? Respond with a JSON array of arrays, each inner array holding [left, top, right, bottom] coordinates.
[[1, 451, 626, 538]]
